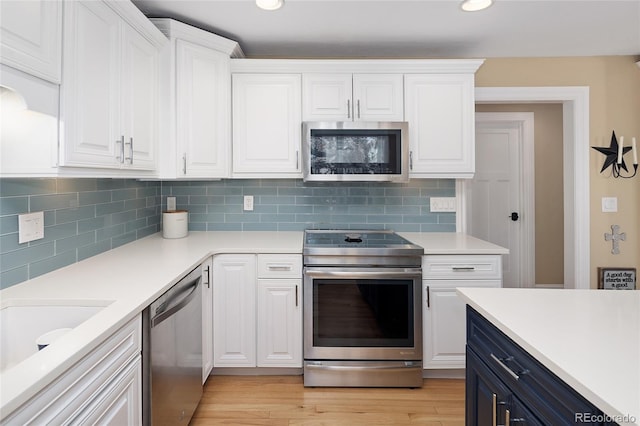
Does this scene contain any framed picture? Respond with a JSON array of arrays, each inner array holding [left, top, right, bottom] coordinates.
[[597, 267, 637, 290]]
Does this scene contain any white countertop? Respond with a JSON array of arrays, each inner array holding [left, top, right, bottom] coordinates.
[[0, 230, 506, 417], [399, 232, 509, 255], [457, 287, 640, 426], [0, 231, 302, 417]]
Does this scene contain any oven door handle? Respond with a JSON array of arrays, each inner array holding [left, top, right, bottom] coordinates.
[[304, 268, 422, 278], [305, 362, 421, 371]]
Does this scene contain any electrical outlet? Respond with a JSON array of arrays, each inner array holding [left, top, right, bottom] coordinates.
[[430, 197, 457, 212], [18, 211, 44, 244], [243, 195, 254, 211], [167, 196, 177, 211]]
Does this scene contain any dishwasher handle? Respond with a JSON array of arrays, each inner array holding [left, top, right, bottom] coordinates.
[[151, 278, 200, 328]]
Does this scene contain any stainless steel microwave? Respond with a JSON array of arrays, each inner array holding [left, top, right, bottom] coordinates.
[[302, 121, 409, 182]]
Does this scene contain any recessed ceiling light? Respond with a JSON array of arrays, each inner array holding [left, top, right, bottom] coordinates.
[[256, 0, 284, 11], [460, 0, 493, 12]]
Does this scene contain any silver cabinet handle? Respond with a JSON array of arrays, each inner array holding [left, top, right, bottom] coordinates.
[[492, 393, 497, 426], [296, 150, 299, 170], [409, 151, 413, 170], [203, 265, 211, 288], [452, 266, 476, 272], [182, 153, 187, 175], [295, 284, 298, 307], [267, 264, 293, 271], [347, 99, 351, 119], [356, 99, 360, 119], [426, 285, 430, 308], [490, 353, 522, 381], [116, 136, 125, 163], [124, 137, 133, 164]]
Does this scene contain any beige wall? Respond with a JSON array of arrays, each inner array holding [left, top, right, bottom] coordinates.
[[476, 56, 640, 289], [476, 104, 564, 285]]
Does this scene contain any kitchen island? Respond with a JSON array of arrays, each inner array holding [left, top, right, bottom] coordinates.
[[458, 287, 640, 426]]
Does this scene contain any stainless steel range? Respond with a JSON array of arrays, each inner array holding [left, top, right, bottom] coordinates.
[[303, 229, 424, 387]]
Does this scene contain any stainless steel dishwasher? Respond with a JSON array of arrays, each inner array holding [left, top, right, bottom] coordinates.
[[142, 264, 203, 426]]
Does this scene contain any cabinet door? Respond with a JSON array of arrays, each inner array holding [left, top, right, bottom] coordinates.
[[201, 257, 213, 382], [0, 0, 62, 83], [212, 254, 256, 367], [71, 357, 142, 425], [121, 24, 158, 170], [302, 73, 352, 121], [404, 74, 475, 178], [177, 40, 230, 178], [232, 74, 302, 177], [60, 0, 121, 168], [423, 280, 500, 369], [353, 74, 404, 121], [257, 279, 302, 367], [466, 347, 513, 426]]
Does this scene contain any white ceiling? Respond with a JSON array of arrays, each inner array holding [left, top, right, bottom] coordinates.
[[132, 0, 640, 59]]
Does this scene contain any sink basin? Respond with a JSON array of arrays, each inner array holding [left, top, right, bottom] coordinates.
[[0, 300, 113, 373]]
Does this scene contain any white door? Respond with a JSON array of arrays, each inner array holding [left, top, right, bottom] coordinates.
[[466, 113, 535, 288]]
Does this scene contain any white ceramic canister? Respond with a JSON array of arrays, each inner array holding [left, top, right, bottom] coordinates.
[[162, 210, 188, 239]]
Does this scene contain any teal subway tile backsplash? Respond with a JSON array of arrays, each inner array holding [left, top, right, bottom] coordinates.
[[161, 179, 456, 233], [1, 177, 456, 289], [0, 179, 161, 289]]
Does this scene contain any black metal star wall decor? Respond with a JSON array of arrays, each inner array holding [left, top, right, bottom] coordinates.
[[592, 131, 632, 174]]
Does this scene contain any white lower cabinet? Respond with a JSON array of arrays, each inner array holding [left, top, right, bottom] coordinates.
[[3, 316, 142, 425], [422, 255, 502, 370], [212, 254, 302, 369]]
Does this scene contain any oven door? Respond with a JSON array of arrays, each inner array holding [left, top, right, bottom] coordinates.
[[303, 267, 422, 361]]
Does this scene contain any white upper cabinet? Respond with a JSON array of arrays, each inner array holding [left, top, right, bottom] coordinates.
[[59, 1, 165, 173], [176, 40, 230, 178], [0, 0, 62, 83], [302, 73, 403, 122], [404, 73, 476, 178], [232, 73, 302, 178], [152, 19, 241, 179]]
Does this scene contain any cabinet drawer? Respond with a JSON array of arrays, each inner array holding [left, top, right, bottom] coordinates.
[[467, 307, 603, 424], [257, 254, 302, 279], [423, 255, 501, 280]]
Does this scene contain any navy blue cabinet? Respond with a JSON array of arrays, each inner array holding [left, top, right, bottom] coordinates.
[[465, 306, 615, 425]]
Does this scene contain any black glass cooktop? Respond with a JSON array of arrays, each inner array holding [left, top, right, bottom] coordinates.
[[304, 229, 417, 249]]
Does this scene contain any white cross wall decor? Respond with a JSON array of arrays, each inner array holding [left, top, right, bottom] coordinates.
[[604, 225, 626, 255]]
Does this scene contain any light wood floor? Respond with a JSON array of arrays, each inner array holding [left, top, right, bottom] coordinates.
[[191, 375, 465, 425]]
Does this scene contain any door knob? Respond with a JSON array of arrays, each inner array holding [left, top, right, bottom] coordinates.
[[510, 212, 519, 221]]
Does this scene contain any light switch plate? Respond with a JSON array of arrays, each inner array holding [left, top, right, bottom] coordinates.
[[601, 197, 618, 212], [243, 195, 254, 211], [430, 197, 457, 212], [166, 196, 177, 211], [18, 211, 44, 244]]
